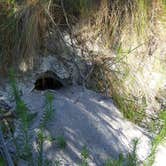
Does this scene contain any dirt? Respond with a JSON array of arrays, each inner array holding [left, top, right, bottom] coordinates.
[[20, 85, 151, 166]]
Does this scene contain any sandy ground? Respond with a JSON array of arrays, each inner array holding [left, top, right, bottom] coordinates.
[[20, 86, 152, 166]]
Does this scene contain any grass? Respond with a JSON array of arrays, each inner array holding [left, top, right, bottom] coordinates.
[[0, 0, 48, 75], [146, 109, 166, 166], [37, 91, 55, 165], [73, 0, 166, 123], [0, 156, 5, 166], [105, 154, 124, 166], [40, 92, 54, 129], [80, 146, 89, 166], [112, 91, 146, 124], [0, 2, 17, 75], [95, 45, 148, 124], [56, 136, 67, 149], [1, 1, 166, 165], [8, 73, 32, 165]]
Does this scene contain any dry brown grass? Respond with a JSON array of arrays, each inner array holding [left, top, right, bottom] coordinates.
[[0, 1, 50, 75], [0, 1, 166, 121], [71, 0, 166, 122]]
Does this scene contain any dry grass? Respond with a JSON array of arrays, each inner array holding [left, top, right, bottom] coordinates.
[[71, 0, 166, 122], [0, 0, 166, 122], [0, 0, 52, 75]]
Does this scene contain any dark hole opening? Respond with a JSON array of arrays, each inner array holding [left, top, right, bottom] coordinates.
[[35, 76, 63, 91]]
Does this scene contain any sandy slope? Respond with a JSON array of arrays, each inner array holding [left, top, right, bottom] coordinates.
[[21, 86, 151, 166]]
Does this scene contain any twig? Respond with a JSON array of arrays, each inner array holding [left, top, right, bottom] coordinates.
[[60, 0, 86, 84], [48, 0, 52, 11], [45, 1, 92, 87]]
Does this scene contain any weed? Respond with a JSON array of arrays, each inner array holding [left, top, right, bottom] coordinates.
[[105, 154, 124, 166], [54, 160, 61, 166], [56, 136, 67, 149], [9, 69, 33, 159], [37, 129, 45, 166], [9, 69, 21, 103], [80, 146, 89, 166], [36, 92, 55, 165], [40, 92, 54, 129], [112, 91, 146, 124], [0, 156, 5, 166], [146, 109, 166, 165]]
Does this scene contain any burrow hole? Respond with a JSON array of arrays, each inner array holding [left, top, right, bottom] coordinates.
[[34, 71, 63, 91]]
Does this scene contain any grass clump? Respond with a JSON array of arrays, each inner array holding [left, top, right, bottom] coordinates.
[[0, 1, 18, 75], [0, 157, 6, 166], [80, 146, 89, 166], [40, 92, 54, 129], [73, 0, 166, 126], [9, 69, 33, 160], [112, 91, 146, 124], [105, 154, 124, 166], [146, 109, 166, 165], [36, 92, 55, 165], [56, 135, 67, 149]]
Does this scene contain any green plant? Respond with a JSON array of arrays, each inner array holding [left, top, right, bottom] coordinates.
[[0, 156, 6, 166], [40, 92, 54, 129], [56, 136, 67, 149], [126, 139, 138, 166], [9, 69, 34, 134], [146, 110, 166, 165], [112, 91, 146, 124], [37, 129, 45, 166], [9, 69, 33, 160], [80, 146, 89, 166], [9, 71, 59, 165], [9, 70, 47, 165], [9, 69, 21, 103], [105, 154, 124, 166], [36, 92, 55, 165], [54, 160, 61, 166]]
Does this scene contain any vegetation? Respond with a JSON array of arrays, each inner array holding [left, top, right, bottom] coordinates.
[[55, 136, 67, 149], [146, 109, 166, 165], [80, 146, 89, 166], [105, 139, 139, 166], [0, 71, 61, 165], [9, 69, 33, 160], [0, 0, 166, 165]]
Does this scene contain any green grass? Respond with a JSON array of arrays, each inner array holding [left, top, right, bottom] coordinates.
[[105, 154, 124, 166], [146, 110, 166, 165], [0, 156, 6, 166], [80, 146, 89, 166], [112, 91, 146, 124], [56, 136, 67, 149], [40, 92, 54, 129], [9, 69, 33, 160]]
